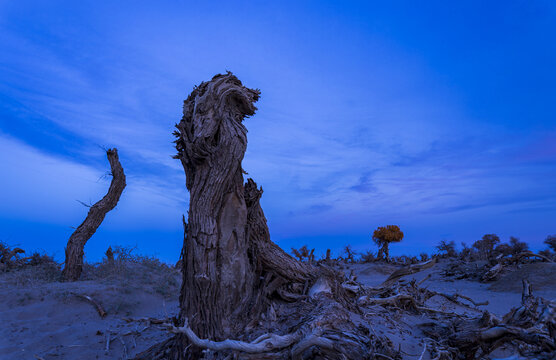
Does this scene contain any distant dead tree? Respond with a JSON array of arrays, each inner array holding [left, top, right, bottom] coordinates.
[[291, 245, 314, 262], [61, 149, 126, 281], [436, 240, 457, 258], [372, 225, 404, 262], [325, 248, 331, 263], [342, 245, 358, 263]]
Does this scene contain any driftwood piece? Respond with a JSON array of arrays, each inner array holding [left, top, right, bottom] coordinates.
[[123, 317, 168, 325], [61, 149, 126, 281], [73, 293, 107, 318], [511, 250, 553, 263], [380, 258, 437, 287], [166, 292, 375, 360], [424, 290, 489, 309]]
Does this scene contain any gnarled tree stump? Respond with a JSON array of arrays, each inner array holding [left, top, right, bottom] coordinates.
[[174, 73, 262, 348], [137, 73, 376, 360]]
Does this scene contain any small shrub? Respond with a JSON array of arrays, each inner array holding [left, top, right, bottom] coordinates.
[[0, 242, 60, 284], [361, 250, 376, 263], [81, 245, 180, 299]]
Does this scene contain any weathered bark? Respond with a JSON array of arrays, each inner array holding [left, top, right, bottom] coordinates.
[[174, 73, 262, 348], [61, 149, 126, 281], [244, 178, 314, 284]]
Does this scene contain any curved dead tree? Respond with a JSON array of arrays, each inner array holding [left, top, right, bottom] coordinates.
[[61, 149, 126, 281]]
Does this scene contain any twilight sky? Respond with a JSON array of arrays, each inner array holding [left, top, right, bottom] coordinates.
[[1, 1, 555, 262]]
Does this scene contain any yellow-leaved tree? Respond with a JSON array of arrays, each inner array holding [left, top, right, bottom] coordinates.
[[373, 225, 404, 262]]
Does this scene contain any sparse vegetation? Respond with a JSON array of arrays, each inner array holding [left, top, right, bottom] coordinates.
[[361, 250, 376, 263], [0, 241, 60, 284], [290, 245, 315, 263], [80, 245, 179, 299]]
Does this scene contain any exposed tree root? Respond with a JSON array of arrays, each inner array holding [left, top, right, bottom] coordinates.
[[168, 318, 303, 353]]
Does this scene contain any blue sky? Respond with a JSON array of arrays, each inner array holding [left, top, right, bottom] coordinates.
[[1, 1, 555, 262]]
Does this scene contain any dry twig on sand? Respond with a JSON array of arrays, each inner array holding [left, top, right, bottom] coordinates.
[[72, 293, 107, 318]]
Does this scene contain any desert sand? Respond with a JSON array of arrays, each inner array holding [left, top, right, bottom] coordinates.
[[2, 257, 555, 359]]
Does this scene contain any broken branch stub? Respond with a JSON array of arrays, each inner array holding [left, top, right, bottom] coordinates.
[[61, 149, 126, 281]]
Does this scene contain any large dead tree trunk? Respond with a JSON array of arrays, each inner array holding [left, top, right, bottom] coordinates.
[[136, 73, 375, 360], [173, 73, 262, 345], [61, 149, 126, 281]]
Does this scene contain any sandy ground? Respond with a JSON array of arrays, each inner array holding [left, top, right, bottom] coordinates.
[[347, 259, 556, 317], [0, 262, 180, 360], [1, 259, 555, 360]]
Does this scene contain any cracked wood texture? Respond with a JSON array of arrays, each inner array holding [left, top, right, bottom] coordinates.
[[61, 148, 126, 281], [174, 73, 261, 344], [244, 178, 313, 284]]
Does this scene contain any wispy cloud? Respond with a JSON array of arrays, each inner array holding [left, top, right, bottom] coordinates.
[[1, 1, 555, 259]]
